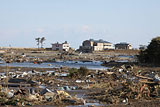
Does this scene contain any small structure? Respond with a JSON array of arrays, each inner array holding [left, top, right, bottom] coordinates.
[[139, 45, 147, 50], [52, 41, 70, 51], [79, 39, 113, 52], [115, 42, 132, 50]]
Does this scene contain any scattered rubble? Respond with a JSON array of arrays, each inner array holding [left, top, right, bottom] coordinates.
[[86, 64, 160, 106], [0, 50, 159, 106]]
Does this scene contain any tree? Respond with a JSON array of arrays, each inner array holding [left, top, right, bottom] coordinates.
[[138, 36, 160, 65], [40, 37, 46, 48], [35, 37, 40, 49]]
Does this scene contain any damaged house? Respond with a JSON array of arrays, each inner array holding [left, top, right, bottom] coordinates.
[[79, 39, 113, 52]]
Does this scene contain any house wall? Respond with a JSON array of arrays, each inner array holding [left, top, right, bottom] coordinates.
[[93, 43, 104, 51], [103, 43, 113, 50], [62, 44, 70, 51], [52, 43, 70, 51], [128, 45, 132, 49], [52, 44, 62, 51], [115, 44, 132, 50]]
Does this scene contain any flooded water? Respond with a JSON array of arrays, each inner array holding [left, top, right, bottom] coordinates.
[[67, 90, 105, 107], [0, 61, 108, 70], [67, 103, 104, 107], [118, 55, 134, 58]]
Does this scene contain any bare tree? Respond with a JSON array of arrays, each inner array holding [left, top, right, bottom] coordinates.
[[35, 37, 40, 49], [40, 37, 46, 48]]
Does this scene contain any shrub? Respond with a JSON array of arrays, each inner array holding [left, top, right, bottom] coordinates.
[[68, 68, 78, 78], [78, 67, 89, 77], [68, 67, 89, 78]]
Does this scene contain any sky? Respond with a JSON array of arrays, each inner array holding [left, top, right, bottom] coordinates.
[[0, 0, 160, 49]]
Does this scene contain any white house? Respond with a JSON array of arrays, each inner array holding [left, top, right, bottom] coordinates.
[[52, 41, 70, 51]]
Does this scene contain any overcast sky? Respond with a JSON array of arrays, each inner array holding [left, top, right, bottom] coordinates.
[[0, 0, 160, 49]]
